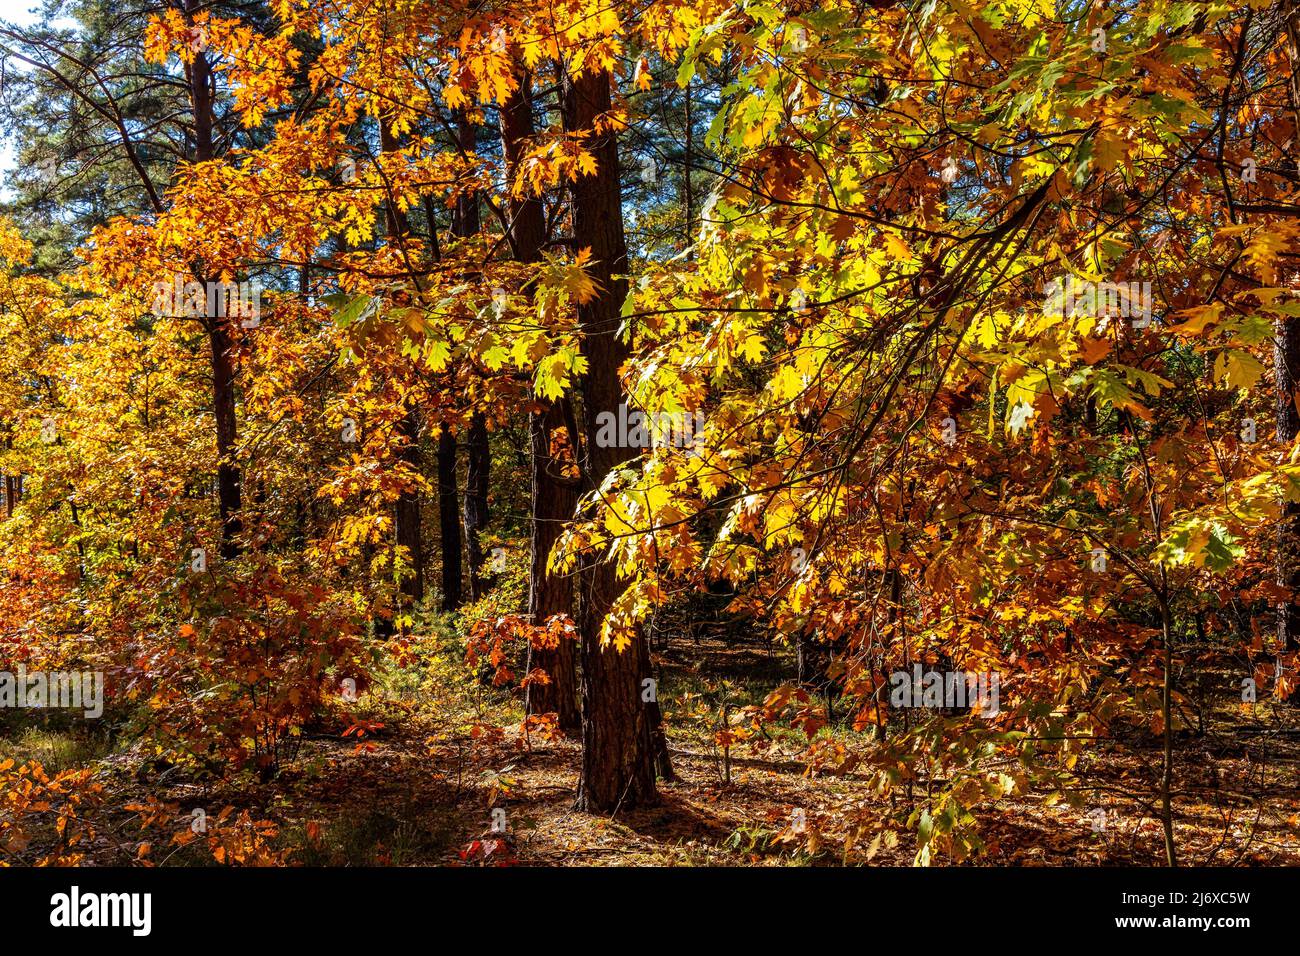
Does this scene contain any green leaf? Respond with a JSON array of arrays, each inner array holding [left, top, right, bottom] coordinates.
[[331, 293, 373, 328]]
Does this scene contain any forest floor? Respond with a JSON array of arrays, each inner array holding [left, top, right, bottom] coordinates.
[[6, 620, 1300, 867]]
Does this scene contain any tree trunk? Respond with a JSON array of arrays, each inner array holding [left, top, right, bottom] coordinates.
[[186, 10, 242, 560], [1275, 311, 1300, 653], [1276, 7, 1300, 657], [394, 405, 425, 609], [209, 318, 243, 559], [451, 112, 487, 605], [500, 70, 582, 731], [683, 78, 694, 251], [1159, 597, 1178, 866], [464, 411, 490, 600], [562, 66, 669, 812], [380, 119, 426, 627], [438, 427, 462, 612], [452, 114, 480, 240], [4, 433, 18, 518], [525, 400, 581, 731]]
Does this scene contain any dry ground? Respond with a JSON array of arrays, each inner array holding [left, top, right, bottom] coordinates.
[[10, 626, 1290, 868]]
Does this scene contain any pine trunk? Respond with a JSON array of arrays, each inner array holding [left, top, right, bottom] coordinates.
[[1276, 313, 1300, 653], [562, 67, 668, 812], [438, 428, 463, 612], [464, 411, 490, 601], [500, 71, 581, 731], [382, 120, 426, 624]]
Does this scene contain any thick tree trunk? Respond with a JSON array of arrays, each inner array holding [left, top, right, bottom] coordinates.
[[1159, 596, 1178, 866], [563, 67, 669, 812], [525, 400, 580, 731], [380, 120, 426, 626], [500, 71, 582, 731], [1277, 8, 1300, 657], [209, 318, 243, 559], [498, 74, 546, 262], [453, 115, 480, 240], [187, 0, 214, 167], [1275, 312, 1300, 653], [438, 427, 463, 612], [464, 411, 490, 600], [186, 16, 242, 560], [394, 405, 425, 608], [451, 112, 488, 605]]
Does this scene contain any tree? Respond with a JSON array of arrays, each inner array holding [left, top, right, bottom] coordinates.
[[500, 66, 580, 731], [379, 117, 427, 631], [1274, 0, 1300, 657], [562, 63, 665, 811]]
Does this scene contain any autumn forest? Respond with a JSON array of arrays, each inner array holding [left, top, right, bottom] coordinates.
[[0, 0, 1299, 889]]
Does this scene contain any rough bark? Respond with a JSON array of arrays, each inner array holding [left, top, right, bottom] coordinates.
[[380, 119, 426, 625], [1275, 312, 1300, 653], [500, 71, 581, 731], [563, 67, 670, 812], [525, 400, 581, 731], [451, 112, 489, 605], [209, 314, 242, 559], [394, 405, 425, 609], [464, 411, 490, 601], [438, 427, 463, 612], [186, 6, 242, 559], [1276, 7, 1300, 656]]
